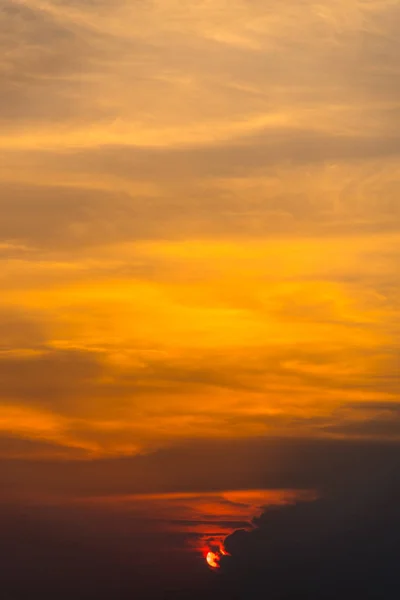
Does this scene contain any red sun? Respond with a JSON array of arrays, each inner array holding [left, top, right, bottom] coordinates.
[[206, 551, 221, 569], [205, 545, 229, 569]]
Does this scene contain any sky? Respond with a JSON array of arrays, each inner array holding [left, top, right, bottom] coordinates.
[[1, 0, 400, 598]]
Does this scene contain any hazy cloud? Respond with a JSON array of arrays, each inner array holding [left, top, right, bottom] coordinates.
[[0, 0, 398, 459]]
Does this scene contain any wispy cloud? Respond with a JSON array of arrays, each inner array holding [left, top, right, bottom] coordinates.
[[0, 0, 399, 460]]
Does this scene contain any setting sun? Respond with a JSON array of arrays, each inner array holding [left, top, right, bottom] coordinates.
[[206, 551, 221, 569], [205, 544, 229, 569]]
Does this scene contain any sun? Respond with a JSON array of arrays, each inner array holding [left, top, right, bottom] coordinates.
[[205, 544, 229, 569], [206, 551, 221, 569]]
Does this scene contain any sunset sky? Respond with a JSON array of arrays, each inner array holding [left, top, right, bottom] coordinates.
[[1, 1, 400, 597]]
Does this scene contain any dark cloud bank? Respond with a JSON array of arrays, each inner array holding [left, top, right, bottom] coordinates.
[[219, 478, 400, 599], [2, 437, 400, 599], [214, 440, 400, 600]]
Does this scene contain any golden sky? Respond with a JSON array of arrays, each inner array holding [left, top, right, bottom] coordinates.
[[1, 0, 399, 461]]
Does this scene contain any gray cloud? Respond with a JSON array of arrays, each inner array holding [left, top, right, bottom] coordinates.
[[0, 434, 88, 459], [0, 182, 141, 248], [1, 142, 399, 253], [0, 2, 99, 126], [0, 308, 48, 350], [39, 131, 400, 180], [0, 347, 104, 408], [1, 436, 400, 498]]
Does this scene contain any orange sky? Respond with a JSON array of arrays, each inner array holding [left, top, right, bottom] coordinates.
[[1, 0, 399, 464]]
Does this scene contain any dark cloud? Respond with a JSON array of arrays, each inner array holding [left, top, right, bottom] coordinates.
[[323, 413, 400, 439], [0, 499, 210, 600], [218, 464, 400, 599], [2, 437, 400, 599], [2, 436, 400, 499], [171, 519, 251, 529], [0, 434, 88, 460], [315, 402, 400, 439]]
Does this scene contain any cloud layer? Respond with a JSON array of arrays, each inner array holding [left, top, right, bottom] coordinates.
[[0, 0, 399, 459]]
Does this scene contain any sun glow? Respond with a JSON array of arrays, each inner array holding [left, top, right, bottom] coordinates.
[[205, 544, 229, 569], [206, 551, 221, 569]]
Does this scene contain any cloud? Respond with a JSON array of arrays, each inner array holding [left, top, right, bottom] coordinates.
[[1, 0, 399, 151], [0, 1, 106, 129], [1, 154, 399, 259], [0, 347, 103, 407], [0, 0, 399, 463], [322, 401, 400, 438], [0, 248, 398, 457], [2, 437, 400, 599], [0, 307, 48, 349], [0, 1, 398, 596], [0, 182, 143, 249], [219, 457, 400, 598], [0, 434, 88, 459], [2, 436, 400, 500], [0, 495, 205, 600]]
